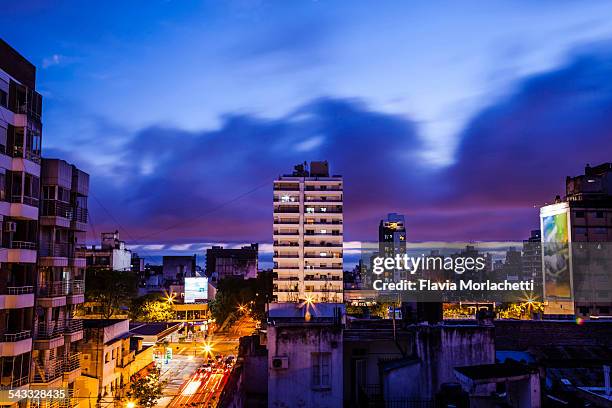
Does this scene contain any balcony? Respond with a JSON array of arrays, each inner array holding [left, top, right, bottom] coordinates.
[[274, 219, 300, 225], [63, 352, 81, 382], [0, 286, 34, 309], [67, 280, 85, 305], [39, 242, 71, 267], [36, 321, 65, 340], [38, 281, 69, 298], [71, 207, 88, 231], [41, 200, 72, 218], [35, 321, 65, 349], [273, 207, 300, 213], [6, 240, 37, 263], [64, 319, 84, 343], [273, 254, 300, 259], [0, 375, 29, 389], [32, 359, 63, 385], [0, 331, 32, 356], [304, 243, 343, 248]]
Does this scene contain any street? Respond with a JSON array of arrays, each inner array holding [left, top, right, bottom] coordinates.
[[155, 316, 256, 408]]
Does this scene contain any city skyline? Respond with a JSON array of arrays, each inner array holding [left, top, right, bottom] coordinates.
[[4, 2, 612, 258]]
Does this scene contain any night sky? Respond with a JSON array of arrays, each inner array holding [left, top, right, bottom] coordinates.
[[3, 1, 612, 262]]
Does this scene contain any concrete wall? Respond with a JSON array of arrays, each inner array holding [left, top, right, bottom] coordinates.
[[268, 324, 343, 408], [414, 325, 495, 398]]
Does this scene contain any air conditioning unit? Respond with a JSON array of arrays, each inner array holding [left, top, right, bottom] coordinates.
[[4, 221, 16, 233], [271, 356, 288, 369]]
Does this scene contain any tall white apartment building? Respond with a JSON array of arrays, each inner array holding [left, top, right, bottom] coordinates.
[[273, 161, 343, 303]]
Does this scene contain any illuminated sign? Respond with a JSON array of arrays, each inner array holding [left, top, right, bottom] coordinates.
[[184, 277, 208, 303]]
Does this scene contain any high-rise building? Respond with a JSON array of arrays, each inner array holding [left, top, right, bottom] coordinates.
[[0, 38, 43, 403], [205, 244, 258, 281], [378, 213, 407, 281], [33, 158, 89, 401], [540, 163, 612, 317], [0, 39, 90, 407], [522, 230, 542, 283], [273, 161, 343, 303]]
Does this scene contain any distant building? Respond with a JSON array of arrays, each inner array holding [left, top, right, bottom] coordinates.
[[540, 163, 612, 317], [522, 229, 542, 285], [75, 319, 155, 408], [162, 255, 196, 283], [206, 244, 258, 281], [80, 231, 133, 271], [273, 161, 343, 303], [378, 213, 407, 281], [131, 252, 145, 273]]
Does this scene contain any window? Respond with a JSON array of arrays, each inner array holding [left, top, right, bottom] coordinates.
[[596, 211, 604, 219], [0, 124, 6, 155], [311, 352, 331, 389], [105, 352, 110, 363], [575, 211, 585, 218], [0, 79, 7, 108]]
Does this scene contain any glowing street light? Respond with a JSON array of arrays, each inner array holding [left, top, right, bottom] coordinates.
[[126, 401, 136, 408], [202, 342, 213, 355]]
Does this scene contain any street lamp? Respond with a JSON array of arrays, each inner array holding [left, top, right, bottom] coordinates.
[[203, 342, 213, 355], [126, 401, 136, 408]]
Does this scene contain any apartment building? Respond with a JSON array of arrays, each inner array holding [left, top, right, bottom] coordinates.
[[205, 244, 258, 281], [80, 231, 132, 272], [0, 38, 43, 406], [75, 320, 154, 408], [540, 162, 612, 317], [273, 161, 343, 303], [30, 159, 89, 405]]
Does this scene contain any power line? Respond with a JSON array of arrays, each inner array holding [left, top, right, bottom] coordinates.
[[131, 178, 271, 244]]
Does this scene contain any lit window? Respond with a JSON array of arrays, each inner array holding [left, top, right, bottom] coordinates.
[[306, 207, 315, 213]]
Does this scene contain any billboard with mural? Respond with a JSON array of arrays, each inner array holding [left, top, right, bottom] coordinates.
[[540, 203, 573, 301]]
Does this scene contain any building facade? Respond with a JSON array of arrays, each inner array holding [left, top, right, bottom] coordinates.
[[540, 163, 612, 317], [273, 161, 343, 303], [205, 244, 258, 281], [75, 319, 154, 408], [162, 255, 196, 283], [0, 39, 90, 407], [80, 231, 132, 272], [0, 38, 42, 407], [31, 159, 89, 405]]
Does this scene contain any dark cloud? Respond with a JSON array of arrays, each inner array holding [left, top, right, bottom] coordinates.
[[52, 46, 612, 248], [66, 97, 429, 245], [443, 46, 612, 239]]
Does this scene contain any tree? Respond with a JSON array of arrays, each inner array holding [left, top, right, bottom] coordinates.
[[130, 293, 174, 322], [126, 373, 165, 408], [84, 268, 138, 319]]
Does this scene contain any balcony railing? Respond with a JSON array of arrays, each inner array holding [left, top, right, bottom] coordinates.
[[72, 207, 88, 223], [38, 281, 69, 297], [9, 241, 37, 250], [273, 254, 300, 258], [304, 243, 343, 247], [36, 321, 65, 340], [33, 359, 63, 383], [64, 319, 83, 334], [63, 352, 81, 372], [70, 280, 85, 295], [41, 200, 72, 218], [273, 208, 300, 213], [0, 375, 29, 389], [39, 242, 72, 258], [6, 286, 34, 295], [8, 195, 39, 207], [274, 220, 300, 224], [2, 330, 31, 342]]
